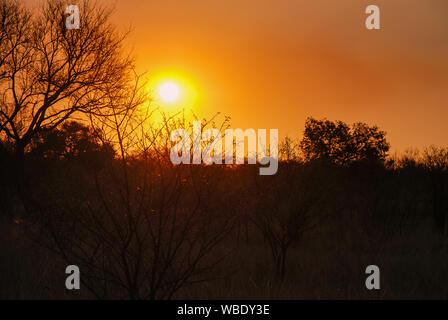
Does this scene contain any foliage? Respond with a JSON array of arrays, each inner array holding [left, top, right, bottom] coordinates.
[[299, 117, 390, 165]]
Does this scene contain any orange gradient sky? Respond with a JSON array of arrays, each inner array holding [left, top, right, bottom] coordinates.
[[28, 0, 448, 152]]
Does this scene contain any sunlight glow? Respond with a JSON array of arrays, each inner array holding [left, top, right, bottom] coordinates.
[[147, 69, 201, 113]]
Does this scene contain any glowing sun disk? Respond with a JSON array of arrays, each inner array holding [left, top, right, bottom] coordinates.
[[158, 82, 180, 103]]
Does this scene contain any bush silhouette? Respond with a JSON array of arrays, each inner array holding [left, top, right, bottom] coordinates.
[[299, 117, 390, 165]]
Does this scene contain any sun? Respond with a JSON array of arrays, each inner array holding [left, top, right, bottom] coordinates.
[[158, 82, 180, 103], [146, 69, 201, 112]]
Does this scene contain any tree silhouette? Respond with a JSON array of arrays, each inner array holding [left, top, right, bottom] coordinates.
[[0, 0, 135, 204], [36, 114, 233, 299], [29, 121, 115, 166], [299, 117, 390, 165], [0, 1, 131, 160]]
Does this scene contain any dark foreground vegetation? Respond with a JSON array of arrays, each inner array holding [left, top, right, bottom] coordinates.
[[1, 117, 447, 299]]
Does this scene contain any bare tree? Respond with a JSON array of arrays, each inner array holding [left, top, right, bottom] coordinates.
[[0, 0, 133, 198], [34, 103, 233, 299], [250, 163, 337, 285]]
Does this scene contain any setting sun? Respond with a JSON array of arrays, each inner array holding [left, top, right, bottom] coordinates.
[[158, 82, 180, 103], [147, 69, 201, 113]]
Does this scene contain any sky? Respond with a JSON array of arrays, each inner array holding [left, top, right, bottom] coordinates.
[[29, 0, 448, 152]]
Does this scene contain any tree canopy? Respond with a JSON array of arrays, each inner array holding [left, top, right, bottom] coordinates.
[[0, 0, 133, 158], [299, 117, 390, 165]]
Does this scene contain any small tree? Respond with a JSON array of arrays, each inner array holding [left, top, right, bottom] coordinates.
[[250, 163, 337, 285], [279, 136, 299, 162], [29, 121, 115, 166], [299, 117, 390, 165]]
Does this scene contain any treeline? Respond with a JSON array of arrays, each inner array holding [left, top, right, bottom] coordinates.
[[1, 117, 447, 299]]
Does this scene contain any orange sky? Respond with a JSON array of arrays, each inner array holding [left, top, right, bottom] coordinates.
[[30, 0, 448, 152]]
